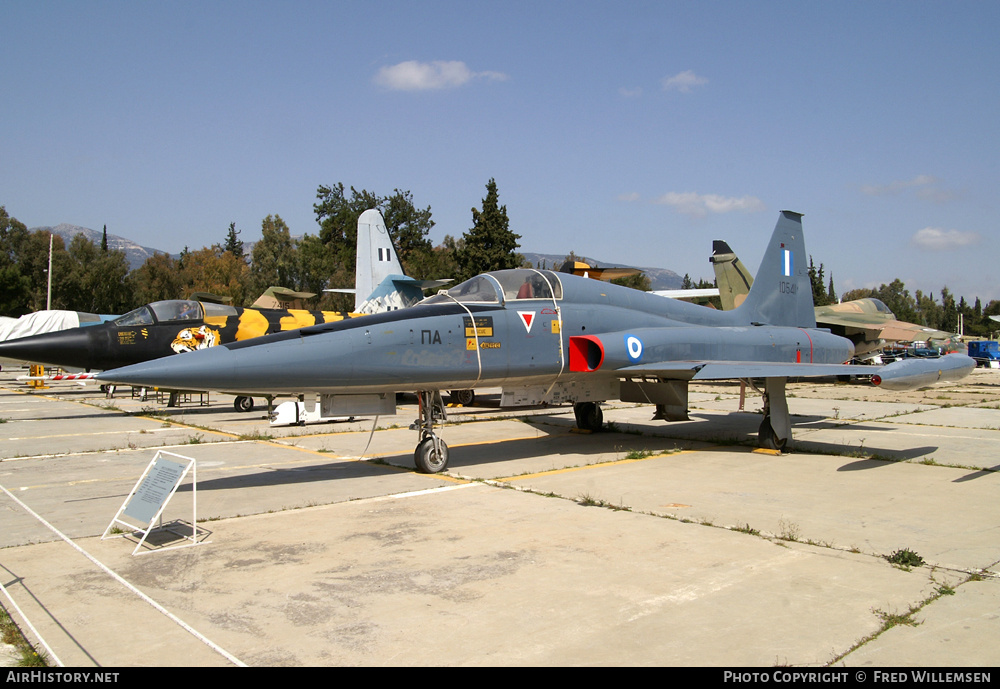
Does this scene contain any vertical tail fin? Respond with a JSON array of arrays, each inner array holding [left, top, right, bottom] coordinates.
[[733, 211, 816, 328], [354, 209, 404, 312], [709, 240, 754, 310]]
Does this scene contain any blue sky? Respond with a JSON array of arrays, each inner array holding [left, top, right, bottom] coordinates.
[[3, 1, 998, 303]]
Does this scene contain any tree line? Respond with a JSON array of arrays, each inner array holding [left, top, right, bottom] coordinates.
[[0, 179, 523, 316], [805, 257, 1000, 338], [3, 187, 998, 339]]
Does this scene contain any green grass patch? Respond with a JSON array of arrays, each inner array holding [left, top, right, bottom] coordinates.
[[1, 606, 48, 667], [885, 547, 925, 570]]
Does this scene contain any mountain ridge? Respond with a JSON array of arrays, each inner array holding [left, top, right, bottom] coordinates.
[[29, 224, 165, 271], [28, 224, 687, 289]]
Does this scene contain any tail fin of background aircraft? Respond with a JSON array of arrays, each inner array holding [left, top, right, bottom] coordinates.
[[710, 240, 754, 310], [732, 211, 817, 329], [354, 209, 405, 312], [326, 209, 452, 313], [347, 209, 452, 313]]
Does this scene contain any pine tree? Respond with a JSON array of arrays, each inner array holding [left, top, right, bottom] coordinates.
[[807, 256, 832, 306], [456, 179, 521, 281], [223, 222, 245, 260], [248, 215, 295, 297]]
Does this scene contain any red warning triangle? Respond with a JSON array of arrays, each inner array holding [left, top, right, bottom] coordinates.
[[517, 311, 535, 333]]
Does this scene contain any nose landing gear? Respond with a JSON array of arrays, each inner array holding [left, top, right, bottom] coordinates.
[[412, 391, 450, 473]]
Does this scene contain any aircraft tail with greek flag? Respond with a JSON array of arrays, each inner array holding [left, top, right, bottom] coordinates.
[[732, 210, 817, 329]]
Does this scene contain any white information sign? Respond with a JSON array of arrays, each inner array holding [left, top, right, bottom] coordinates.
[[123, 456, 187, 524], [103, 450, 204, 555]]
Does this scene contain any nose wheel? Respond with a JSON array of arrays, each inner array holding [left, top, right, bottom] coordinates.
[[412, 391, 450, 473], [415, 436, 449, 473]]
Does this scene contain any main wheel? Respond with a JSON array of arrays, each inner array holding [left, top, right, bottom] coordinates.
[[234, 396, 255, 413], [450, 389, 475, 406], [574, 402, 603, 432], [757, 415, 787, 451], [414, 437, 449, 473]]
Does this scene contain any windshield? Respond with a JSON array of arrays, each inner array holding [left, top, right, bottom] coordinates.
[[114, 306, 153, 327], [492, 269, 562, 301], [870, 299, 893, 315], [421, 270, 563, 306], [421, 275, 501, 305], [149, 300, 204, 322]]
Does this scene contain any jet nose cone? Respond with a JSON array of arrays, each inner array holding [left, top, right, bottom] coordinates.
[[0, 327, 99, 370], [95, 346, 235, 390]]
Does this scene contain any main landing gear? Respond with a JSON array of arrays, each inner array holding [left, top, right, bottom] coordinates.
[[449, 389, 475, 406], [757, 378, 790, 452], [412, 391, 449, 473], [573, 401, 604, 432]]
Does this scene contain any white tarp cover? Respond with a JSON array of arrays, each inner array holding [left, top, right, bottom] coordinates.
[[0, 311, 84, 342]]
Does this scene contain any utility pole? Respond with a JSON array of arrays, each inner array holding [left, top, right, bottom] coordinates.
[[46, 233, 53, 310]]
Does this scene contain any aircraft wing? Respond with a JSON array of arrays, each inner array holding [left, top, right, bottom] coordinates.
[[650, 288, 720, 299], [875, 320, 951, 343], [617, 361, 862, 380], [324, 278, 452, 294], [816, 313, 954, 346], [615, 355, 974, 391], [407, 278, 453, 291]]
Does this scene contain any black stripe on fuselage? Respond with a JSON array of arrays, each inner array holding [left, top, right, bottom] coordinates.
[[223, 303, 503, 351]]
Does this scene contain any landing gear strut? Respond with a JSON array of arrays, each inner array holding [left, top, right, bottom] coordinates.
[[758, 378, 790, 452], [412, 391, 449, 473]]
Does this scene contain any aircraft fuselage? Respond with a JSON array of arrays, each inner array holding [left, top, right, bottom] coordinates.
[[0, 299, 359, 372], [97, 272, 855, 397]]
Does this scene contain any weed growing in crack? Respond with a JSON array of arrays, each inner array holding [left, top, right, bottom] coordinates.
[[885, 548, 925, 570]]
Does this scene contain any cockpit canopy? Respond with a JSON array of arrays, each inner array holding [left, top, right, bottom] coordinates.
[[113, 300, 238, 326], [868, 298, 893, 315], [420, 269, 563, 306]]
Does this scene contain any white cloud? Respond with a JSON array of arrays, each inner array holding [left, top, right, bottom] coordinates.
[[910, 227, 981, 250], [373, 60, 508, 91], [618, 192, 640, 202], [653, 191, 765, 217], [861, 175, 936, 196], [916, 186, 958, 203], [661, 70, 708, 93]]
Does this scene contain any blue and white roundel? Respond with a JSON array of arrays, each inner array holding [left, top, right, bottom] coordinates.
[[625, 334, 643, 362]]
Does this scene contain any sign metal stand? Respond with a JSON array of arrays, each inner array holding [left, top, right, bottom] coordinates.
[[102, 450, 207, 556]]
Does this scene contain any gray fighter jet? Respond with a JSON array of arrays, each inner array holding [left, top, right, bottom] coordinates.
[[96, 211, 974, 472]]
